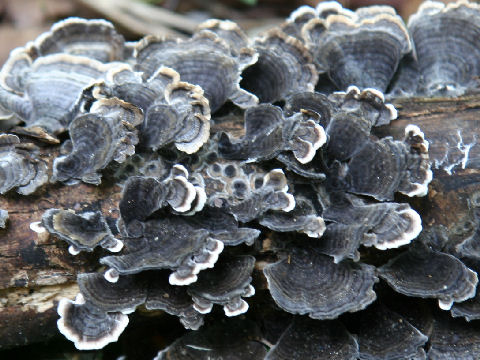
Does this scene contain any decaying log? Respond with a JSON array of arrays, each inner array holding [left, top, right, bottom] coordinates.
[[1, 95, 480, 349]]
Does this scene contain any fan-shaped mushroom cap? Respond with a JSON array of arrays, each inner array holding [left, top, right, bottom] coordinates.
[[154, 319, 267, 360], [428, 310, 480, 359], [100, 217, 224, 286], [316, 1, 355, 19], [145, 272, 204, 330], [325, 88, 397, 165], [328, 86, 397, 127], [378, 246, 478, 310], [218, 104, 283, 161], [197, 19, 250, 52], [318, 223, 365, 263], [324, 197, 422, 250], [333, 124, 431, 201], [349, 303, 428, 360], [264, 246, 378, 319], [118, 171, 200, 233], [218, 104, 325, 164], [387, 53, 422, 97], [450, 258, 480, 321], [284, 91, 332, 127], [188, 255, 255, 317], [304, 5, 411, 92], [0, 47, 32, 94], [42, 209, 123, 254], [281, 6, 317, 40], [118, 176, 168, 233], [188, 207, 260, 246], [31, 18, 125, 62], [135, 31, 258, 112], [0, 134, 48, 195], [77, 273, 147, 313], [266, 317, 358, 360], [240, 29, 317, 103], [260, 196, 326, 238], [57, 295, 129, 350], [1, 53, 117, 134], [408, 0, 480, 95], [52, 97, 142, 185]]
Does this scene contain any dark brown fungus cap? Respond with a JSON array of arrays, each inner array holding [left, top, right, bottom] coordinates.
[[77, 273, 147, 313], [0, 47, 32, 94], [99, 64, 210, 154], [188, 208, 260, 246], [135, 31, 258, 112], [218, 104, 325, 164], [378, 246, 478, 310], [284, 91, 332, 127], [118, 176, 168, 231], [317, 223, 365, 263], [280, 6, 317, 40], [154, 319, 267, 360], [0, 134, 48, 195], [325, 88, 398, 162], [1, 53, 116, 133], [218, 104, 283, 161], [328, 86, 397, 126], [100, 217, 224, 286], [276, 152, 326, 180], [408, 1, 480, 95], [427, 310, 480, 359], [240, 29, 317, 103], [265, 317, 359, 360], [303, 5, 411, 92], [259, 196, 325, 238], [57, 294, 129, 350], [0, 209, 8, 228], [52, 98, 142, 185], [31, 18, 125, 62], [323, 196, 422, 250], [326, 112, 374, 162], [263, 246, 377, 319], [450, 258, 480, 321], [197, 19, 250, 53], [164, 166, 201, 213], [387, 53, 422, 97], [145, 272, 204, 330], [42, 209, 123, 255], [316, 1, 355, 19], [188, 255, 255, 317], [349, 303, 428, 360], [336, 125, 431, 201], [118, 169, 200, 232]]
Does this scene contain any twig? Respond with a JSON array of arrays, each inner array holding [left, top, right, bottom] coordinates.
[[77, 0, 201, 37]]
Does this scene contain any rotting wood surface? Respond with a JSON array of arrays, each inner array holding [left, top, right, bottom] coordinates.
[[1, 95, 480, 348]]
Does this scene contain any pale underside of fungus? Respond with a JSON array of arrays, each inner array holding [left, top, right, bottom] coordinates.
[[2, 0, 480, 358]]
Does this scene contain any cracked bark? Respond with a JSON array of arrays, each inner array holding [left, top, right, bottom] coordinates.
[[1, 95, 480, 349]]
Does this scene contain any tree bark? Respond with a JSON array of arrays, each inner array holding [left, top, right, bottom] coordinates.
[[1, 95, 480, 348]]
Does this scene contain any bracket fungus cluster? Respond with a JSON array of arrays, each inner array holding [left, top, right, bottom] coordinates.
[[2, 0, 480, 358]]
